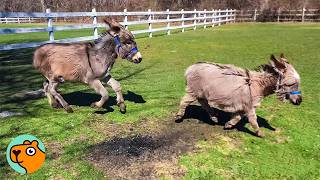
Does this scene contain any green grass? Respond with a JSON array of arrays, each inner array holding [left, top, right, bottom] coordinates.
[[0, 23, 320, 179]]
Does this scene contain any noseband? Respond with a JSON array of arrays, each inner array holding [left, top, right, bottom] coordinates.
[[114, 35, 139, 59], [275, 73, 301, 97]]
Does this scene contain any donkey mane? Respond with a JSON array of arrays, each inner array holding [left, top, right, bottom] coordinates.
[[197, 61, 278, 77]]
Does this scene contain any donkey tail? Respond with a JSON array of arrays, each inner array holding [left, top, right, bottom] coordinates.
[[33, 46, 47, 70]]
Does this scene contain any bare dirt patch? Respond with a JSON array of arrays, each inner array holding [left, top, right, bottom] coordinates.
[[86, 110, 224, 179]]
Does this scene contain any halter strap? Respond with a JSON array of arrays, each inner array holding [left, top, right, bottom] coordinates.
[[113, 35, 139, 59], [290, 91, 301, 95]]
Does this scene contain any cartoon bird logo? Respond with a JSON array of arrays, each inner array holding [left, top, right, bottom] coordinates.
[[9, 139, 46, 174]]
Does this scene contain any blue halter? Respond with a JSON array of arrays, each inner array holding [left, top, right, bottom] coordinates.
[[114, 35, 139, 59], [290, 91, 301, 95]]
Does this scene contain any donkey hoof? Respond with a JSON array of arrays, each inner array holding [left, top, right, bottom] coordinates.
[[255, 130, 265, 138], [210, 116, 218, 123], [224, 123, 234, 129], [65, 106, 73, 113], [174, 115, 184, 123], [90, 102, 102, 108], [119, 103, 126, 114]]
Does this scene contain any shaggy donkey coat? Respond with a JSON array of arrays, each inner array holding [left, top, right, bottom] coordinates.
[[33, 18, 142, 113], [175, 54, 302, 137]]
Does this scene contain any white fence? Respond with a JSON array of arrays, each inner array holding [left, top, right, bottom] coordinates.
[[0, 8, 236, 51], [236, 9, 320, 22], [0, 17, 41, 24]]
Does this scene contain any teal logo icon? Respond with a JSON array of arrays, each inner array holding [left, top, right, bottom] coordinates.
[[6, 134, 46, 174]]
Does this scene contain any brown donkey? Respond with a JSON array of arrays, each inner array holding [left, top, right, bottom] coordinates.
[[33, 18, 142, 113], [175, 54, 302, 137]]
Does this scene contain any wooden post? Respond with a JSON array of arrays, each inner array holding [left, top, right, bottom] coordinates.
[[193, 9, 197, 30], [166, 9, 170, 35], [204, 9, 207, 28], [5, 17, 8, 24], [28, 17, 31, 23], [218, 9, 221, 26], [17, 17, 20, 24], [148, 9, 152, 38], [46, 8, 54, 41], [253, 9, 257, 21], [92, 8, 98, 39], [233, 9, 236, 23], [302, 7, 305, 22], [124, 9, 128, 29], [226, 9, 229, 23], [181, 9, 185, 32], [212, 9, 215, 27], [277, 8, 281, 23]]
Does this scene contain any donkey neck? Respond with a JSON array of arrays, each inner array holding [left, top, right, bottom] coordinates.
[[251, 72, 278, 98]]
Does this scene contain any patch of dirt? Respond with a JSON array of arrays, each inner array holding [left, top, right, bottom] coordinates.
[[86, 115, 224, 179]]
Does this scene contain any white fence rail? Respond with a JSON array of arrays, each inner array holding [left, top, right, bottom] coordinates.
[[0, 8, 236, 51], [0, 17, 41, 24]]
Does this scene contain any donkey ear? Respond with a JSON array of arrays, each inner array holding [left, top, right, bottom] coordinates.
[[270, 54, 286, 70], [103, 18, 121, 34], [279, 53, 288, 63]]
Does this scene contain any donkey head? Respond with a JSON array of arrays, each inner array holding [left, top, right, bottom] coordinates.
[[104, 18, 142, 64], [270, 53, 302, 105]]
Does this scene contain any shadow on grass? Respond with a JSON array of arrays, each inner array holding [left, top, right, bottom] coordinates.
[[180, 105, 276, 137], [63, 90, 146, 114]]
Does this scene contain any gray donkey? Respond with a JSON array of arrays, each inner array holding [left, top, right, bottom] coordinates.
[[175, 54, 302, 137], [33, 18, 142, 113]]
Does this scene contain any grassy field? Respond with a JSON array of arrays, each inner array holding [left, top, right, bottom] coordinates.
[[0, 23, 319, 179]]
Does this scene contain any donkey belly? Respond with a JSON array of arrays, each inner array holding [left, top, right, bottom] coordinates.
[[38, 44, 91, 82]]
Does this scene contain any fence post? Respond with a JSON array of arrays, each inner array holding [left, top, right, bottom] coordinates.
[[166, 9, 170, 35], [204, 9, 207, 28], [124, 8, 128, 29], [218, 9, 221, 26], [253, 9, 257, 21], [17, 17, 20, 24], [28, 17, 31, 23], [277, 8, 281, 23], [226, 9, 229, 23], [212, 9, 215, 27], [233, 9, 236, 23], [193, 9, 197, 30], [181, 9, 185, 32], [148, 9, 152, 38], [92, 8, 98, 39], [302, 7, 305, 22], [46, 8, 54, 42]]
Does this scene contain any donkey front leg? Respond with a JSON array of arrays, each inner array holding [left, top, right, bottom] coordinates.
[[175, 93, 196, 123], [224, 113, 241, 129], [247, 109, 264, 137], [48, 81, 73, 113], [106, 77, 126, 114], [89, 79, 109, 108]]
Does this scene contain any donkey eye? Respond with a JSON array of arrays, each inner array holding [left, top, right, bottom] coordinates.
[[26, 147, 36, 156]]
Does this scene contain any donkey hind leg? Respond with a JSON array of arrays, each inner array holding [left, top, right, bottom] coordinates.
[[198, 99, 218, 123], [43, 80, 61, 108], [224, 113, 241, 129], [48, 81, 73, 113], [175, 93, 196, 123], [247, 109, 264, 137], [88, 79, 109, 108], [106, 77, 126, 114]]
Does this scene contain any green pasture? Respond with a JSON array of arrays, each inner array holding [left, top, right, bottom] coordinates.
[[0, 23, 319, 179]]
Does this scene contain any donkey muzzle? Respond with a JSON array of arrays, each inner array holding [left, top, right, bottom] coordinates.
[[132, 52, 142, 64]]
